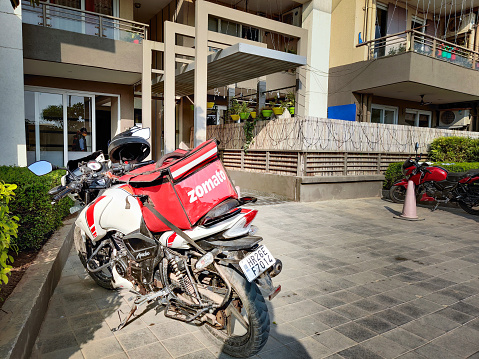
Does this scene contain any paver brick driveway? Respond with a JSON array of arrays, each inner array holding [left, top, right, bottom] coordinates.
[[31, 198, 479, 359]]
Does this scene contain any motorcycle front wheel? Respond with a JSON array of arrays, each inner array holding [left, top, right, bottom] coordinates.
[[458, 200, 479, 215], [389, 185, 407, 203], [73, 225, 114, 290], [203, 266, 270, 358]]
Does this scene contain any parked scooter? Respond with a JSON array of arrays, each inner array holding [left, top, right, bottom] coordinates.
[[389, 149, 479, 215], [28, 127, 282, 358]]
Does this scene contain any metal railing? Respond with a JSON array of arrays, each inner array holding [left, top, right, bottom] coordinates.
[[359, 30, 479, 70], [22, 1, 148, 44]]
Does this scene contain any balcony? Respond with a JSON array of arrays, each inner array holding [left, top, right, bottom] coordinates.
[[22, 1, 148, 44], [21, 1, 148, 84], [360, 30, 479, 71]]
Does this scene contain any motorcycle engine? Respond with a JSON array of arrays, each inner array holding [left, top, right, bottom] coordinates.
[[111, 232, 159, 292], [425, 182, 455, 200]]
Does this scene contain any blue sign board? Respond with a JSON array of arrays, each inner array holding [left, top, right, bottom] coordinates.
[[328, 104, 356, 122]]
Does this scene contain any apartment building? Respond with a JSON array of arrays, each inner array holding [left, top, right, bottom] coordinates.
[[328, 0, 479, 131], [1, 0, 331, 167]]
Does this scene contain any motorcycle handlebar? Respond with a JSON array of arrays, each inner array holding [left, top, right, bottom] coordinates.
[[52, 187, 73, 202]]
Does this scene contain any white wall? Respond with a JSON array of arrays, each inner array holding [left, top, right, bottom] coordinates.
[[0, 2, 27, 166]]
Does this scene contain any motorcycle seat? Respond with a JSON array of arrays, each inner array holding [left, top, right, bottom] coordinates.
[[446, 172, 468, 182]]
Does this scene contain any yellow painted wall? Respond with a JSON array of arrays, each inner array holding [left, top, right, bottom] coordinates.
[[119, 0, 133, 21], [330, 0, 368, 68]]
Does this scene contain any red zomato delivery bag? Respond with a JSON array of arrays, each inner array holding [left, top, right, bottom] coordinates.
[[119, 140, 238, 233]]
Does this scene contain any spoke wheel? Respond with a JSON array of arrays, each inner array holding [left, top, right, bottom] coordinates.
[[203, 266, 270, 358], [74, 225, 114, 289]]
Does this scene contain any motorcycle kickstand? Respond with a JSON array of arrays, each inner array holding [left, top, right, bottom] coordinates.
[[431, 203, 439, 212], [111, 304, 137, 332]]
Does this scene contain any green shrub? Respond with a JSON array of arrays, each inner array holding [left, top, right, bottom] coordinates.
[[0, 167, 73, 251], [0, 183, 18, 286], [428, 137, 479, 162], [384, 162, 404, 189], [384, 161, 479, 189]]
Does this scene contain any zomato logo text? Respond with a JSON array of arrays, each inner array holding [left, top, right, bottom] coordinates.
[[187, 170, 227, 203]]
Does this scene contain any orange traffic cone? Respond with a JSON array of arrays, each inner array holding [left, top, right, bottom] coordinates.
[[394, 180, 424, 221]]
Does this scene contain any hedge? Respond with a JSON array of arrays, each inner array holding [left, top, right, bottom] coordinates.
[[429, 137, 479, 162], [0, 183, 18, 286], [0, 167, 73, 251], [384, 161, 479, 189]]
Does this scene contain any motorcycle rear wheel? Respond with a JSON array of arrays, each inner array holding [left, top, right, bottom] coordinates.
[[203, 266, 270, 358], [458, 201, 479, 215], [74, 225, 114, 290]]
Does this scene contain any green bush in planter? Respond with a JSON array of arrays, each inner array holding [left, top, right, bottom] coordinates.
[[0, 166, 73, 251], [384, 161, 479, 189], [0, 182, 18, 286], [428, 137, 479, 162]]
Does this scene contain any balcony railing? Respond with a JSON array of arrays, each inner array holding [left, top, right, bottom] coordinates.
[[22, 1, 148, 44], [358, 30, 479, 71]]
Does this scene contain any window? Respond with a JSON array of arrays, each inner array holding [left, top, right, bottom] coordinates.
[[405, 109, 432, 127], [371, 104, 398, 125], [374, 3, 388, 57]]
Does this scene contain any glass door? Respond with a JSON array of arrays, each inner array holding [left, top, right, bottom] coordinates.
[[67, 95, 95, 161], [38, 92, 65, 167], [24, 90, 96, 166]]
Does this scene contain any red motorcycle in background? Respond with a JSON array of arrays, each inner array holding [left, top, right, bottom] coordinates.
[[389, 154, 479, 215]]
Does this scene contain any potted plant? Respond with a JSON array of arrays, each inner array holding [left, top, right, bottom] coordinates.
[[261, 103, 273, 118], [250, 110, 256, 119], [238, 101, 251, 120], [287, 91, 295, 115], [272, 102, 284, 116], [229, 99, 240, 122]]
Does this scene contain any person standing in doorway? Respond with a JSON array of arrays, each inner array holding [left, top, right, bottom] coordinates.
[[79, 128, 88, 152]]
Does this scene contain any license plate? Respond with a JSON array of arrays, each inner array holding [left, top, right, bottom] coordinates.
[[239, 245, 275, 282]]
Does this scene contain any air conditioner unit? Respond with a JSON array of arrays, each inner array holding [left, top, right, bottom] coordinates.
[[446, 13, 475, 37], [439, 109, 471, 128]]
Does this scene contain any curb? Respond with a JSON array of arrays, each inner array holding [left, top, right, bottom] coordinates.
[[0, 217, 75, 359]]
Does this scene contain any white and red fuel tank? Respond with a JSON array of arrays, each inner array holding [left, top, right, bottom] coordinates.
[[75, 184, 144, 242]]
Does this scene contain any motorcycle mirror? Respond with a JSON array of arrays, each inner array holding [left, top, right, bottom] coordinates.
[[28, 160, 57, 176]]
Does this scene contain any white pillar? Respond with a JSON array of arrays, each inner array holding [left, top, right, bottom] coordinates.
[[194, 0, 208, 147], [0, 2, 27, 166], [164, 24, 176, 154], [301, 0, 331, 118], [142, 41, 152, 159]]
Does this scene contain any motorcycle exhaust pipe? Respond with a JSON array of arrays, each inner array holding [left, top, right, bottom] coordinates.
[[268, 259, 282, 278]]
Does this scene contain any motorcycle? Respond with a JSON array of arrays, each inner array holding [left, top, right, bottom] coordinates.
[[389, 153, 479, 215], [28, 127, 282, 358]]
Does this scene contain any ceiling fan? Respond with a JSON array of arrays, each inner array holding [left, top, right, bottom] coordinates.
[[419, 94, 432, 106]]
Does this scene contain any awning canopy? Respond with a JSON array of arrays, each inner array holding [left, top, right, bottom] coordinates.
[[151, 42, 307, 96]]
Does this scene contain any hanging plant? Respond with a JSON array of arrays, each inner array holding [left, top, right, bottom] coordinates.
[[243, 118, 257, 153]]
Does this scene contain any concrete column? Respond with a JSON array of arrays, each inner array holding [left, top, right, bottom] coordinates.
[[227, 86, 235, 122], [141, 41, 152, 159], [164, 24, 176, 153], [301, 0, 331, 119], [257, 80, 266, 113], [0, 2, 27, 166], [194, 0, 208, 147]]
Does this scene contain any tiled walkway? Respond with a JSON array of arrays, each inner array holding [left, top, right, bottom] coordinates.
[[31, 198, 479, 358]]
